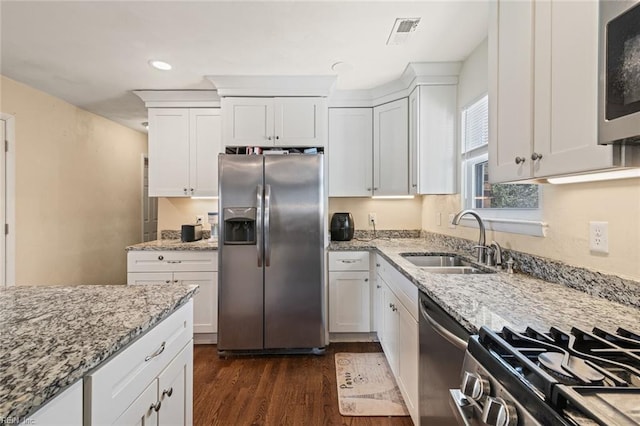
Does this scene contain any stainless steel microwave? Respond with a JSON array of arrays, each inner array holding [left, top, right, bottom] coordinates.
[[599, 0, 640, 145]]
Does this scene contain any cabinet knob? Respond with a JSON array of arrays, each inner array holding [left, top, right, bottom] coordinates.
[[412, 184, 417, 187], [514, 156, 526, 165], [374, 187, 379, 191], [531, 152, 543, 161], [376, 285, 381, 289], [183, 188, 188, 194], [173, 280, 178, 283], [268, 136, 272, 141], [366, 187, 372, 191], [150, 401, 162, 412], [376, 263, 380, 267], [190, 188, 194, 193], [364, 278, 369, 282], [165, 280, 170, 284], [158, 255, 164, 261], [162, 387, 174, 398]]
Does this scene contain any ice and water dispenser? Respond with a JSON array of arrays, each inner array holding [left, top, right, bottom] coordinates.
[[222, 207, 256, 244]]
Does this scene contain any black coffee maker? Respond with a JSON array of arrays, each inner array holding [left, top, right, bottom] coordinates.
[[330, 213, 355, 241]]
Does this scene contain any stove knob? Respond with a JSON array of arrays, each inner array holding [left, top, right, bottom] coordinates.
[[481, 396, 517, 426], [461, 371, 489, 401]]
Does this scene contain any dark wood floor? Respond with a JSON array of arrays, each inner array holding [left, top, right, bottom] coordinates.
[[193, 342, 415, 426]]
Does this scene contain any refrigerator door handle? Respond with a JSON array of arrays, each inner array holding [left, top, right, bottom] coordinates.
[[264, 184, 271, 267], [256, 184, 263, 267]]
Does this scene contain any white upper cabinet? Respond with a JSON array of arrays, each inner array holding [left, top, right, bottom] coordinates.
[[409, 85, 457, 194], [328, 108, 373, 197], [489, 0, 624, 183], [374, 98, 409, 196], [148, 108, 222, 197], [222, 97, 326, 147]]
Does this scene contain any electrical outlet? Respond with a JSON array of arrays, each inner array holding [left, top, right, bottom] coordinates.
[[368, 212, 377, 227], [196, 215, 204, 225], [589, 221, 609, 254], [448, 213, 456, 229]]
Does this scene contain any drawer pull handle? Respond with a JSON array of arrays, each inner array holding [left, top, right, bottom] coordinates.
[[166, 260, 182, 264], [162, 387, 174, 398], [150, 401, 162, 412], [340, 260, 358, 264], [145, 341, 166, 362], [158, 255, 164, 261]]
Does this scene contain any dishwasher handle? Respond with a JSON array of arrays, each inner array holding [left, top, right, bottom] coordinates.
[[420, 298, 468, 351]]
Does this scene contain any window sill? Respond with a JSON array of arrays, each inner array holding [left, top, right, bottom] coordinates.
[[457, 216, 548, 237]]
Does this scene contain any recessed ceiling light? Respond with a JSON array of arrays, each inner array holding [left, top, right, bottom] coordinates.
[[148, 60, 172, 71]]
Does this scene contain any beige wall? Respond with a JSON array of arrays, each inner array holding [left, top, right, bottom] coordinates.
[[158, 198, 218, 231], [1, 75, 147, 285], [329, 197, 422, 230]]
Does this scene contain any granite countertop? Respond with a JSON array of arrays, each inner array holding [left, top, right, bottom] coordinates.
[[0, 284, 198, 421], [126, 238, 218, 251], [329, 238, 640, 334]]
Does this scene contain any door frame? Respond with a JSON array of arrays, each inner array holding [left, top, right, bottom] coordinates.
[[1, 113, 16, 287]]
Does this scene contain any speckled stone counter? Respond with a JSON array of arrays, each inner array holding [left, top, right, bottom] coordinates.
[[329, 237, 640, 335], [126, 238, 218, 251], [0, 284, 198, 421]]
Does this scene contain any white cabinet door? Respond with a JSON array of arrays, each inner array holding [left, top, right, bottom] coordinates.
[[533, 0, 614, 177], [175, 271, 217, 334], [328, 108, 373, 197], [488, 0, 535, 183], [381, 283, 400, 376], [374, 98, 409, 196], [222, 98, 274, 146], [113, 380, 159, 426], [397, 302, 419, 424], [329, 271, 371, 333], [275, 97, 326, 146], [413, 85, 457, 194], [149, 109, 190, 196], [189, 109, 222, 197], [157, 343, 193, 426]]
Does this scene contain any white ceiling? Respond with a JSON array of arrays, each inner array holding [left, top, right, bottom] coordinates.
[[0, 1, 489, 132]]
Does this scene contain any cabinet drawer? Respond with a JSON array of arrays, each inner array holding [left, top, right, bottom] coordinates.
[[84, 300, 193, 425], [328, 251, 370, 271], [128, 251, 217, 272]]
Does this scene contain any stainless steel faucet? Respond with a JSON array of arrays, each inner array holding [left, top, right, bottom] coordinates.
[[452, 209, 486, 263], [490, 240, 503, 267]]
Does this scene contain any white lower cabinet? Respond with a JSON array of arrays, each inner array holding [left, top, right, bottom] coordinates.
[[127, 251, 218, 341], [375, 255, 419, 425], [85, 300, 194, 426], [328, 252, 372, 333]]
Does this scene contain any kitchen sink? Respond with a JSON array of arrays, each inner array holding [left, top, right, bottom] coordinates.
[[400, 253, 494, 274]]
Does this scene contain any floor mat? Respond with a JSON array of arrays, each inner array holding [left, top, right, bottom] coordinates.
[[334, 352, 409, 417]]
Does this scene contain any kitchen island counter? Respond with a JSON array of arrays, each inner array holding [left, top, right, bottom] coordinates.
[[0, 283, 198, 422], [329, 237, 640, 334], [126, 238, 217, 251]]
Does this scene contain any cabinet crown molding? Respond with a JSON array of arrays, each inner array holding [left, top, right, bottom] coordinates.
[[133, 90, 221, 108], [206, 75, 336, 97]]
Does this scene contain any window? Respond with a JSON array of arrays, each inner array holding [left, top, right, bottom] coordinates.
[[461, 95, 545, 236]]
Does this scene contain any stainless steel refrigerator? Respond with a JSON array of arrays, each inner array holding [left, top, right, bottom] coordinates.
[[217, 153, 326, 353]]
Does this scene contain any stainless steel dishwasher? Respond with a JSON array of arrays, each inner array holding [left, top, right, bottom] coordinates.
[[419, 290, 470, 425]]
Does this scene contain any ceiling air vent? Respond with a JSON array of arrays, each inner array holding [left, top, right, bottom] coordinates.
[[387, 18, 421, 45]]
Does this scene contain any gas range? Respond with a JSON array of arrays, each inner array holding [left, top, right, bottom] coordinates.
[[450, 325, 640, 425]]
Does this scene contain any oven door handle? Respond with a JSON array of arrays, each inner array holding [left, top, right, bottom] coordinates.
[[420, 299, 467, 351], [449, 389, 474, 426]]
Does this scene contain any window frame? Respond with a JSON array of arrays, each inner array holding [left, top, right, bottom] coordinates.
[[459, 95, 547, 237]]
